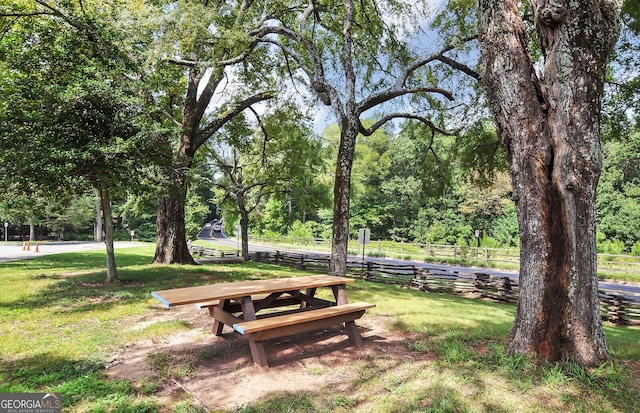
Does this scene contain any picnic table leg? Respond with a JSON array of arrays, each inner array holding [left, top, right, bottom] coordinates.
[[301, 287, 317, 308], [212, 299, 230, 336], [332, 284, 348, 305], [239, 297, 269, 367], [331, 283, 363, 345], [247, 338, 269, 368], [344, 320, 363, 346]]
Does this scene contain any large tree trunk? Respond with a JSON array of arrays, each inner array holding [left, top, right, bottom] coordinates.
[[478, 0, 621, 366], [153, 160, 196, 265], [99, 183, 118, 283], [329, 123, 358, 276]]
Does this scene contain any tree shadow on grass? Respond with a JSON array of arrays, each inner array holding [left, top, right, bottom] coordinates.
[[0, 254, 306, 315]]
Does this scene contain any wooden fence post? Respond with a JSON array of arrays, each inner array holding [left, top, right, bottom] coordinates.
[[474, 273, 489, 296], [499, 277, 512, 302], [611, 294, 628, 325], [365, 261, 373, 280]]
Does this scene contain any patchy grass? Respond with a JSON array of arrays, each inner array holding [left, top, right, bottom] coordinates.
[[0, 246, 639, 412]]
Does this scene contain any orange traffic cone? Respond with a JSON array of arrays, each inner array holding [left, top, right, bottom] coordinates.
[[35, 243, 39, 253], [27, 242, 30, 251]]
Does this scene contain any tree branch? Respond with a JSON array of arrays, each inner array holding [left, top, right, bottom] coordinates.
[[359, 113, 458, 137], [33, 0, 90, 34], [165, 58, 197, 67], [358, 87, 454, 114], [434, 54, 480, 80], [247, 106, 269, 166], [195, 91, 276, 150], [0, 11, 54, 17], [396, 35, 480, 87]]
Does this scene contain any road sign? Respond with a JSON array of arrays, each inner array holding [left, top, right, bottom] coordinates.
[[358, 228, 370, 245], [358, 228, 370, 261]]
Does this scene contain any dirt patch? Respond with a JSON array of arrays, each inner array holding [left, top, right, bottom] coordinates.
[[626, 360, 640, 394], [106, 305, 426, 411]]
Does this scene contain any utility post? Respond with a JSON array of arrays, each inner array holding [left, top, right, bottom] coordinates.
[[3, 222, 7, 242]]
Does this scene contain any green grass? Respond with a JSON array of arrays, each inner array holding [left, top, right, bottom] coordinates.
[[0, 246, 639, 412]]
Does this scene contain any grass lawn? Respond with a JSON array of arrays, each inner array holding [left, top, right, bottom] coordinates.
[[1, 245, 639, 412]]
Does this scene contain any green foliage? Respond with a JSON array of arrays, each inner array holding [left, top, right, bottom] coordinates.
[[0, 0, 162, 216], [479, 235, 500, 249], [487, 204, 519, 247], [185, 191, 209, 241], [210, 102, 326, 242], [600, 238, 627, 255], [261, 198, 289, 234], [597, 132, 640, 249], [287, 220, 315, 239], [314, 209, 334, 239], [455, 120, 508, 187]]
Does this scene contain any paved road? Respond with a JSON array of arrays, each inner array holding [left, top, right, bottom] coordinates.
[[0, 241, 145, 263]]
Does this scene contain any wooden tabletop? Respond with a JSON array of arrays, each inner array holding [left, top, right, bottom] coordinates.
[[151, 274, 355, 307]]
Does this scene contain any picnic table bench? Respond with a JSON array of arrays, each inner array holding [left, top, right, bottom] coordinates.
[[151, 274, 375, 368]]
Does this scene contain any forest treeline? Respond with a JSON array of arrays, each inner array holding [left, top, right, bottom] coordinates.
[[8, 121, 637, 257], [217, 123, 640, 256]]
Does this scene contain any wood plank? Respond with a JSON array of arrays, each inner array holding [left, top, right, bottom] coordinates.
[[213, 306, 243, 328], [194, 293, 298, 312], [151, 274, 355, 307], [247, 310, 367, 342], [233, 302, 375, 335]]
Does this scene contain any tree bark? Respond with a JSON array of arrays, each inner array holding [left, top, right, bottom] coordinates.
[[330, 123, 358, 276], [153, 157, 196, 265], [28, 221, 35, 242], [238, 198, 250, 260], [94, 200, 103, 242], [99, 183, 118, 283], [478, 0, 621, 366]]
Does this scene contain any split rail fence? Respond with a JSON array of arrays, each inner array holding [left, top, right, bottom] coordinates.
[[248, 235, 640, 273], [249, 250, 640, 327]]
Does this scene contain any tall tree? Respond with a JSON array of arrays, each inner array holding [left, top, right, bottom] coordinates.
[[257, 0, 456, 275], [207, 104, 321, 259], [0, 0, 155, 282], [478, 0, 622, 365], [149, 1, 277, 264]]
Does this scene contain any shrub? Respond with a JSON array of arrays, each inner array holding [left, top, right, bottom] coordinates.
[[287, 220, 315, 239]]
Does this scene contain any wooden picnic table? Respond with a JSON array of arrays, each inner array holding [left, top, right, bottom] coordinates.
[[151, 274, 375, 368]]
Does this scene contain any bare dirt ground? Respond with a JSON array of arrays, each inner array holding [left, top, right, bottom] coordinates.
[[106, 305, 425, 412]]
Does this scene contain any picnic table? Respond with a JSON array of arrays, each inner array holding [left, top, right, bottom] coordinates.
[[151, 274, 375, 368]]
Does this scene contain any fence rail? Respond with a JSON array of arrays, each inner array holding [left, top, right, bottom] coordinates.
[[247, 235, 640, 273], [247, 250, 640, 327]]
